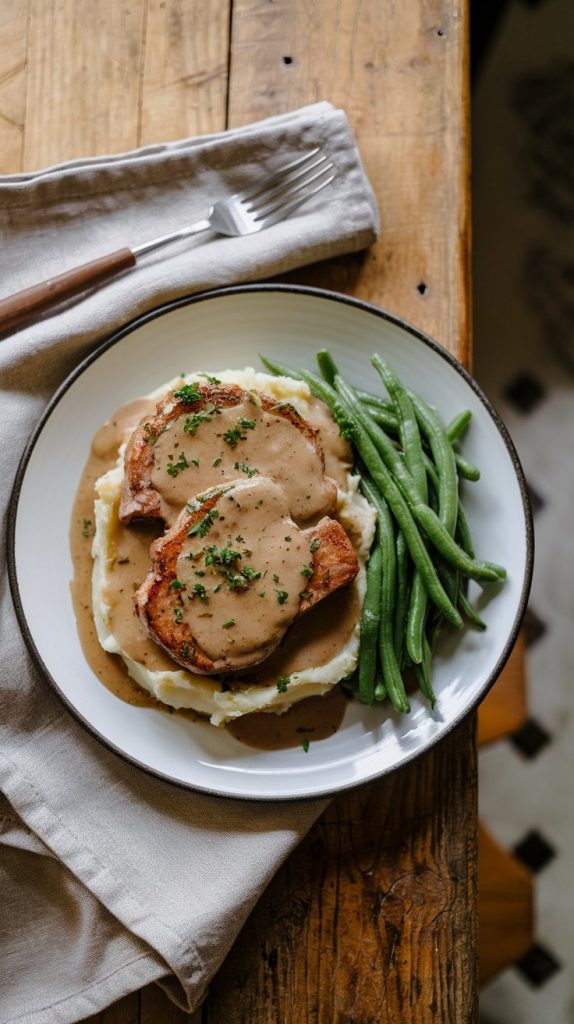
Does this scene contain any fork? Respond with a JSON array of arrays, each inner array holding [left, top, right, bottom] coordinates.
[[0, 148, 335, 334]]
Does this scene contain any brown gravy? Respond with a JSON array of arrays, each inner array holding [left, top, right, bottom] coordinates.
[[69, 384, 360, 748]]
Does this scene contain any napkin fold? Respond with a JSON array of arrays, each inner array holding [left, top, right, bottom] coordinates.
[[0, 102, 378, 1023]]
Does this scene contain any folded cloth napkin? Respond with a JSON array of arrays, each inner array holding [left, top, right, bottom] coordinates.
[[0, 102, 378, 1023]]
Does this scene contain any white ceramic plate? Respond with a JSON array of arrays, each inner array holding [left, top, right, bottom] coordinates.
[[8, 286, 533, 800]]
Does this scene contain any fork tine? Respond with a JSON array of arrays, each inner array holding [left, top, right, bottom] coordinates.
[[243, 154, 330, 212], [253, 163, 335, 221], [236, 147, 322, 203], [257, 171, 336, 229]]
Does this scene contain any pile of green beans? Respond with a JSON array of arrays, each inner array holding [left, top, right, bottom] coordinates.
[[260, 351, 506, 713]]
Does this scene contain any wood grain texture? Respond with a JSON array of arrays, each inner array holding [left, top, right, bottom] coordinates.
[[23, 0, 148, 168], [227, 0, 471, 365], [81, 992, 139, 1024], [0, 0, 28, 173], [139, 0, 230, 145], [209, 720, 477, 1023]]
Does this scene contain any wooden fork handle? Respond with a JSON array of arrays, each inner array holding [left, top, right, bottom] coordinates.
[[0, 247, 137, 334]]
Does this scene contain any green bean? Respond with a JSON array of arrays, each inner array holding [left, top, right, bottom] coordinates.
[[336, 377, 505, 583], [455, 500, 476, 558], [365, 399, 479, 480], [350, 432, 463, 628], [406, 389, 458, 537], [393, 530, 410, 667], [358, 543, 384, 704], [446, 409, 472, 443], [362, 478, 410, 713], [454, 454, 481, 482], [359, 398, 400, 433], [414, 628, 436, 707], [355, 388, 395, 415], [425, 451, 476, 563], [316, 349, 339, 387], [371, 355, 430, 666], [371, 355, 428, 502], [459, 590, 487, 630]]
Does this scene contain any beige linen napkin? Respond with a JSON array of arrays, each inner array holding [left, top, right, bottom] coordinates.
[[0, 103, 378, 1023]]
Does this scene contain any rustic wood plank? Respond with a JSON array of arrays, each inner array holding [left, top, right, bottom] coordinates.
[[139, 982, 203, 1023], [478, 632, 527, 746], [22, 0, 147, 170], [226, 0, 471, 363], [81, 992, 139, 1024], [479, 825, 533, 985], [138, 0, 230, 146], [206, 2, 477, 1021], [0, 0, 28, 174], [208, 720, 477, 1023]]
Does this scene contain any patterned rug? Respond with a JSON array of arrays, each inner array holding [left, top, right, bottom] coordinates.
[[474, 1, 574, 1020]]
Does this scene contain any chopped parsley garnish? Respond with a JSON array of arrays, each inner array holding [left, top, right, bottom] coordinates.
[[192, 583, 208, 602], [242, 566, 262, 580], [275, 589, 289, 605], [183, 409, 212, 435], [301, 738, 310, 753], [213, 582, 223, 593], [180, 643, 190, 658], [191, 458, 200, 467], [173, 607, 183, 624], [238, 418, 256, 430], [272, 574, 279, 584], [205, 542, 242, 568], [300, 590, 312, 600], [187, 507, 220, 538], [200, 373, 221, 385], [301, 564, 313, 578], [194, 569, 205, 577], [226, 574, 249, 591], [169, 578, 183, 590], [223, 426, 246, 448], [173, 383, 201, 403], [236, 534, 244, 543], [81, 518, 92, 538], [276, 675, 290, 693], [310, 537, 321, 554], [233, 461, 259, 478], [255, 499, 264, 508], [222, 619, 235, 629], [212, 457, 222, 467], [167, 452, 189, 478], [284, 536, 292, 542]]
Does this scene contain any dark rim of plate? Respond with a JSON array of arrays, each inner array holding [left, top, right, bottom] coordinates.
[[7, 283, 534, 801]]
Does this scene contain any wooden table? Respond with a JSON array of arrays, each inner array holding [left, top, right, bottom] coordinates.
[[0, 1, 475, 1020]]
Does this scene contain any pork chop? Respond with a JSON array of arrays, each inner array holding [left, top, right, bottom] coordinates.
[[134, 477, 359, 675], [120, 380, 337, 527]]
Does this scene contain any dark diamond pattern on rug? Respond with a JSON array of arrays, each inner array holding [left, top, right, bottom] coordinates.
[[516, 943, 562, 987], [525, 480, 546, 516], [503, 372, 547, 413], [510, 718, 552, 758], [513, 830, 557, 873], [522, 607, 548, 647]]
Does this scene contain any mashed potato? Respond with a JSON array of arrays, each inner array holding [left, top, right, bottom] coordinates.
[[92, 370, 376, 726]]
